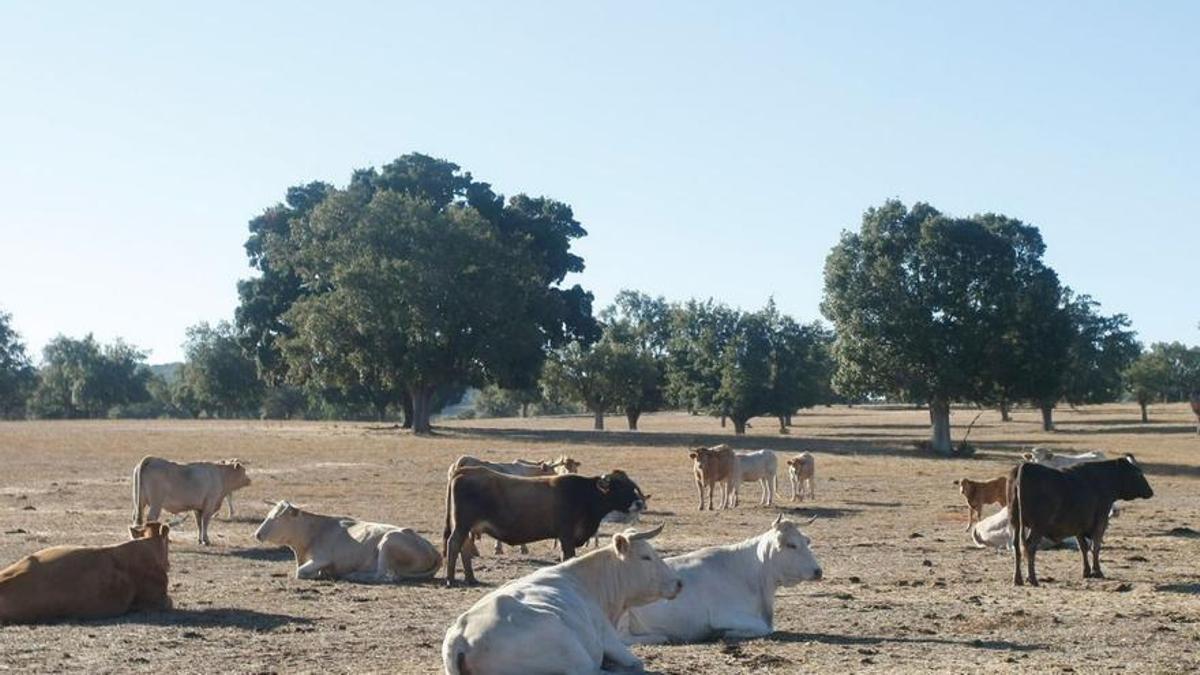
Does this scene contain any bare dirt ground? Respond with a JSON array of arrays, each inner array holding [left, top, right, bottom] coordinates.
[[1, 403, 1199, 673]]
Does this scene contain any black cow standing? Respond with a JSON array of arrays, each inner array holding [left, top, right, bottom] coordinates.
[[1009, 455, 1153, 586]]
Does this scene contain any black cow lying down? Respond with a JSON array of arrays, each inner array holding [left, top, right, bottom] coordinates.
[[1009, 455, 1153, 586]]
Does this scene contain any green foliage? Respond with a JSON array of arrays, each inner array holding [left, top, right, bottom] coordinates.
[[29, 335, 151, 418], [1126, 342, 1200, 413], [473, 385, 546, 418], [239, 153, 597, 433], [664, 299, 739, 413], [542, 336, 659, 429], [260, 385, 311, 420], [1059, 291, 1140, 405], [0, 309, 37, 419], [180, 321, 264, 418]]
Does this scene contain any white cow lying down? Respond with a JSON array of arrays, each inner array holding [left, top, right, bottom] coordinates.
[[443, 525, 681, 675], [255, 501, 441, 582], [970, 507, 1078, 551], [620, 515, 822, 643]]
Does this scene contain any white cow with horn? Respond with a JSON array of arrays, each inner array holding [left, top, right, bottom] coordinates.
[[620, 515, 822, 643], [442, 524, 682, 675]]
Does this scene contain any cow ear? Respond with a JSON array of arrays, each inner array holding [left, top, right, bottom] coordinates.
[[1124, 453, 1138, 466], [1022, 453, 1033, 461], [613, 533, 630, 557]]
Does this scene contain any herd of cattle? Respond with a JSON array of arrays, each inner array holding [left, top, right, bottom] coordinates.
[[0, 440, 1157, 674]]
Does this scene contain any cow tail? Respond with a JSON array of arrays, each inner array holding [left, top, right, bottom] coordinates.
[[1010, 464, 1024, 561], [132, 456, 147, 525], [443, 471, 455, 548]]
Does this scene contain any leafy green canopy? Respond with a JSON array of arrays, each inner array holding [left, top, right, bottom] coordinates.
[[0, 310, 37, 418]]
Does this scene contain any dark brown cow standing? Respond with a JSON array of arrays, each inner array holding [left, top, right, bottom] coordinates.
[[0, 523, 171, 623], [442, 467, 646, 586], [1009, 456, 1153, 586]]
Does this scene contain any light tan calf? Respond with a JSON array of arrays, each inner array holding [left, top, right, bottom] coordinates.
[[133, 456, 251, 545], [787, 452, 815, 502], [690, 445, 739, 511]]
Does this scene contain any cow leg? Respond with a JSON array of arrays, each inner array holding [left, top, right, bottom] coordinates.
[[790, 476, 799, 502], [193, 510, 206, 545], [558, 536, 577, 561], [1024, 530, 1041, 587], [1090, 521, 1110, 579], [296, 559, 327, 580], [199, 508, 215, 545], [493, 537, 504, 555], [146, 503, 162, 524], [600, 622, 644, 671], [1076, 535, 1093, 578], [715, 614, 773, 640], [225, 494, 235, 520], [809, 477, 815, 500], [696, 480, 705, 510], [444, 527, 470, 586], [519, 544, 529, 554]]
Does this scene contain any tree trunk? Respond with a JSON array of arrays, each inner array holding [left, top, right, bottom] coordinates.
[[593, 409, 604, 430], [720, 415, 727, 428], [521, 402, 529, 418], [1040, 404, 1055, 432], [733, 417, 747, 435], [929, 397, 952, 455], [999, 400, 1011, 422], [400, 393, 414, 430], [778, 416, 787, 433], [1140, 401, 1148, 423], [410, 386, 434, 435], [373, 401, 388, 422], [625, 407, 640, 431], [784, 413, 792, 427]]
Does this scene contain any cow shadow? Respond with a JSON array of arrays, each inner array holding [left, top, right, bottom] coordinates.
[[188, 546, 293, 562], [777, 505, 860, 519], [1155, 583, 1200, 594], [1139, 463, 1200, 479], [102, 607, 312, 631], [768, 630, 1044, 652]]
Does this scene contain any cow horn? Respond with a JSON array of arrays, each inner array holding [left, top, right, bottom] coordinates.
[[773, 514, 784, 526], [262, 499, 277, 506], [805, 515, 818, 526], [629, 523, 664, 541]]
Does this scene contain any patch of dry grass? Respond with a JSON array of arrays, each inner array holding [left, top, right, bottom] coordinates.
[[2, 403, 1199, 673]]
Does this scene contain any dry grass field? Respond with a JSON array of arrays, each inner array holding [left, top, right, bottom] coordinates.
[[2, 403, 1199, 673]]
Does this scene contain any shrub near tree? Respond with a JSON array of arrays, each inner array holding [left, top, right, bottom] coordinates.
[[180, 321, 264, 418], [1125, 347, 1172, 422], [28, 335, 151, 419], [0, 310, 36, 419]]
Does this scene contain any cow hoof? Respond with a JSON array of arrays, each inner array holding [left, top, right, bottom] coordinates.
[[1013, 578, 1023, 586], [1029, 579, 1039, 587], [444, 579, 456, 588]]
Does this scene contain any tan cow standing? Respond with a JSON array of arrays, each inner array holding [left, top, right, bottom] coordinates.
[[255, 501, 441, 582], [132, 456, 251, 545], [954, 476, 1008, 529], [0, 523, 172, 624], [787, 452, 816, 502], [691, 445, 739, 510]]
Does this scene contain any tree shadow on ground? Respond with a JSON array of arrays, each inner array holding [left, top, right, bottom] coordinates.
[[1155, 583, 1200, 594], [1137, 463, 1200, 479], [95, 607, 312, 631], [440, 426, 919, 459], [768, 630, 1044, 652], [1058, 424, 1198, 436], [776, 505, 861, 519]]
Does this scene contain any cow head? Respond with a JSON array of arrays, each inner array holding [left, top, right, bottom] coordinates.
[[130, 522, 171, 570], [1025, 447, 1054, 463], [553, 455, 581, 475], [597, 470, 646, 514], [254, 500, 303, 544], [219, 460, 252, 492], [1115, 455, 1154, 500], [610, 524, 682, 607], [761, 514, 823, 586]]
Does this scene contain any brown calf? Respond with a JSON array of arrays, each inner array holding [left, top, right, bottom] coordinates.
[[690, 445, 739, 510], [954, 476, 1008, 530], [0, 523, 171, 624]]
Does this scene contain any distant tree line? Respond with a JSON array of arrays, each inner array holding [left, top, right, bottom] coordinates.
[[2, 161, 1197, 453]]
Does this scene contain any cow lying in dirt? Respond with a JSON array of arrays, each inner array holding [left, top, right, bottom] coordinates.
[[954, 476, 1008, 529], [787, 452, 815, 502], [255, 501, 441, 582], [620, 515, 822, 643], [133, 456, 251, 545], [1010, 455, 1153, 586], [442, 525, 681, 675], [0, 523, 172, 624]]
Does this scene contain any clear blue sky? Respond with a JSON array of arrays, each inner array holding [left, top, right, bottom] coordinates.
[[1, 3, 1196, 363]]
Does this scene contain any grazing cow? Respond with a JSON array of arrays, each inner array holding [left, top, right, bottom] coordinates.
[[1191, 392, 1200, 435], [620, 515, 822, 643], [954, 476, 1008, 529], [443, 468, 647, 585], [1009, 455, 1153, 586], [446, 455, 581, 555], [0, 523, 171, 624], [1023, 448, 1106, 469], [132, 456, 251, 545], [255, 501, 441, 582], [442, 525, 681, 675], [733, 450, 778, 507], [691, 445, 739, 510], [787, 452, 815, 502]]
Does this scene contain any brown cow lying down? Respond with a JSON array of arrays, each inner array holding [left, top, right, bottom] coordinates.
[[1010, 456, 1153, 586], [0, 523, 172, 624], [954, 476, 1008, 530]]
